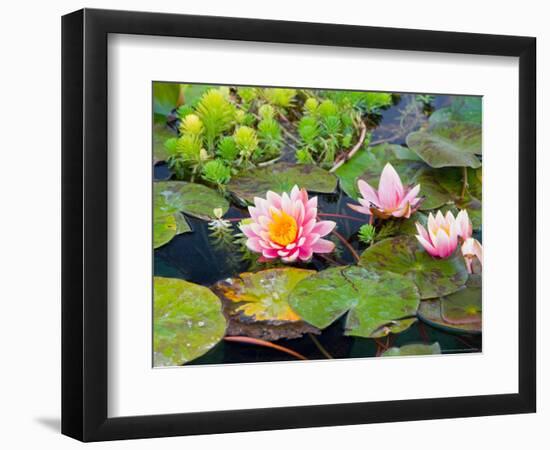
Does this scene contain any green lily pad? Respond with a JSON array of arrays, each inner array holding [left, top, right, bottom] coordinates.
[[289, 266, 420, 338], [228, 162, 337, 204], [154, 214, 177, 249], [429, 97, 482, 126], [418, 276, 482, 334], [154, 181, 229, 220], [406, 121, 482, 168], [359, 236, 468, 299], [212, 268, 319, 340], [153, 124, 177, 164], [381, 342, 441, 357], [153, 277, 227, 366]]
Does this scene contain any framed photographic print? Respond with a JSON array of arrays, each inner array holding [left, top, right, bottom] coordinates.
[[62, 8, 536, 442]]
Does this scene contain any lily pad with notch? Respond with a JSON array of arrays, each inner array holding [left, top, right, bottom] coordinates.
[[288, 266, 420, 338], [153, 277, 227, 366], [359, 235, 468, 299], [227, 162, 337, 204], [154, 181, 229, 220]]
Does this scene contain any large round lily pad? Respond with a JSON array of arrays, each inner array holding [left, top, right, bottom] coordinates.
[[381, 342, 441, 357], [154, 181, 229, 220], [289, 266, 420, 338], [227, 162, 337, 204], [406, 121, 482, 168], [359, 236, 468, 299], [418, 275, 481, 334], [153, 277, 227, 366], [212, 268, 319, 341]]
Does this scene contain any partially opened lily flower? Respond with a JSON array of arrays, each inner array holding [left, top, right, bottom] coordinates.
[[456, 209, 483, 273], [415, 211, 459, 259], [348, 162, 422, 219], [240, 186, 336, 262]]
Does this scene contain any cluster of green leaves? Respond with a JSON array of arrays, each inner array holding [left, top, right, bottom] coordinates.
[[160, 85, 290, 190], [296, 97, 360, 168]]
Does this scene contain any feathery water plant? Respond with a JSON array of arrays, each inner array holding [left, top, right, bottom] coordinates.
[[179, 113, 204, 136], [201, 159, 232, 186], [217, 136, 239, 162], [195, 89, 235, 151], [263, 88, 297, 112], [234, 126, 259, 163], [257, 117, 283, 156]]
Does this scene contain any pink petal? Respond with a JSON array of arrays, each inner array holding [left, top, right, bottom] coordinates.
[[282, 249, 299, 262], [261, 248, 279, 259], [348, 203, 370, 215], [415, 223, 430, 243], [289, 185, 301, 202], [378, 163, 404, 209], [399, 184, 421, 208], [357, 179, 380, 208], [266, 191, 282, 209], [311, 220, 336, 237], [304, 233, 321, 247], [301, 219, 316, 236], [307, 196, 318, 210], [311, 238, 335, 254], [456, 210, 472, 239], [240, 224, 258, 239], [416, 235, 438, 257], [258, 215, 271, 229], [298, 246, 313, 261], [281, 192, 292, 215], [433, 229, 453, 258], [304, 206, 318, 223], [246, 238, 263, 253]]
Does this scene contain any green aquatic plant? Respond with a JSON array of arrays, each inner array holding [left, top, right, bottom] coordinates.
[[195, 89, 236, 151], [257, 117, 283, 157], [179, 113, 204, 136], [217, 136, 239, 162], [202, 159, 232, 187], [262, 88, 297, 112], [234, 126, 259, 163], [358, 224, 376, 245]]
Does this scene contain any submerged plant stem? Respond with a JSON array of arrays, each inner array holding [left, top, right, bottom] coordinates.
[[224, 336, 308, 360], [460, 166, 468, 200], [308, 333, 334, 359], [318, 213, 365, 222], [332, 230, 360, 263]]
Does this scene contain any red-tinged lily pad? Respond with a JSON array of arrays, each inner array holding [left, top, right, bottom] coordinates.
[[212, 268, 319, 341], [153, 277, 227, 366], [359, 236, 468, 299], [227, 162, 337, 204], [381, 342, 441, 357], [289, 266, 420, 338]]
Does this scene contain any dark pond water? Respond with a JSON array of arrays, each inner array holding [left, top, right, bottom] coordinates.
[[154, 93, 482, 365]]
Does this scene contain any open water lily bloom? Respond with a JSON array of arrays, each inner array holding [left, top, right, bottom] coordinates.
[[348, 162, 422, 219], [415, 210, 459, 259], [240, 185, 336, 262]]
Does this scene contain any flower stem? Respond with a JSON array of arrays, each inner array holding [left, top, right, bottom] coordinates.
[[332, 230, 361, 263], [223, 336, 308, 360], [318, 213, 365, 222], [460, 166, 469, 200], [308, 333, 334, 359]]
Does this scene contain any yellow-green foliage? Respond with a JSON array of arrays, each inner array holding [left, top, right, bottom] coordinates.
[[234, 126, 258, 157], [195, 89, 236, 150], [263, 88, 297, 110], [202, 159, 231, 185], [179, 113, 204, 136], [258, 104, 275, 120], [175, 134, 202, 161], [237, 87, 258, 104], [304, 97, 319, 115]]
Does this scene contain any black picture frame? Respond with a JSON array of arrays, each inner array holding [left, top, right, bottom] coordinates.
[[62, 8, 536, 442]]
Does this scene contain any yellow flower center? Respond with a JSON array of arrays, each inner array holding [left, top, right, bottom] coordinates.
[[268, 210, 298, 246]]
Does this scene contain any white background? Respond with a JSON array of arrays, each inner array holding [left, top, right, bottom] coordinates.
[[109, 35, 518, 417], [0, 0, 547, 448]]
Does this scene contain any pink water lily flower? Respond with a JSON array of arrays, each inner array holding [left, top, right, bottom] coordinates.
[[456, 209, 483, 273], [348, 162, 422, 219], [240, 185, 336, 262], [415, 210, 459, 259]]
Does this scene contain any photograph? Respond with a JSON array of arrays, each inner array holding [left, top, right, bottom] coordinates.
[[152, 83, 483, 367]]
